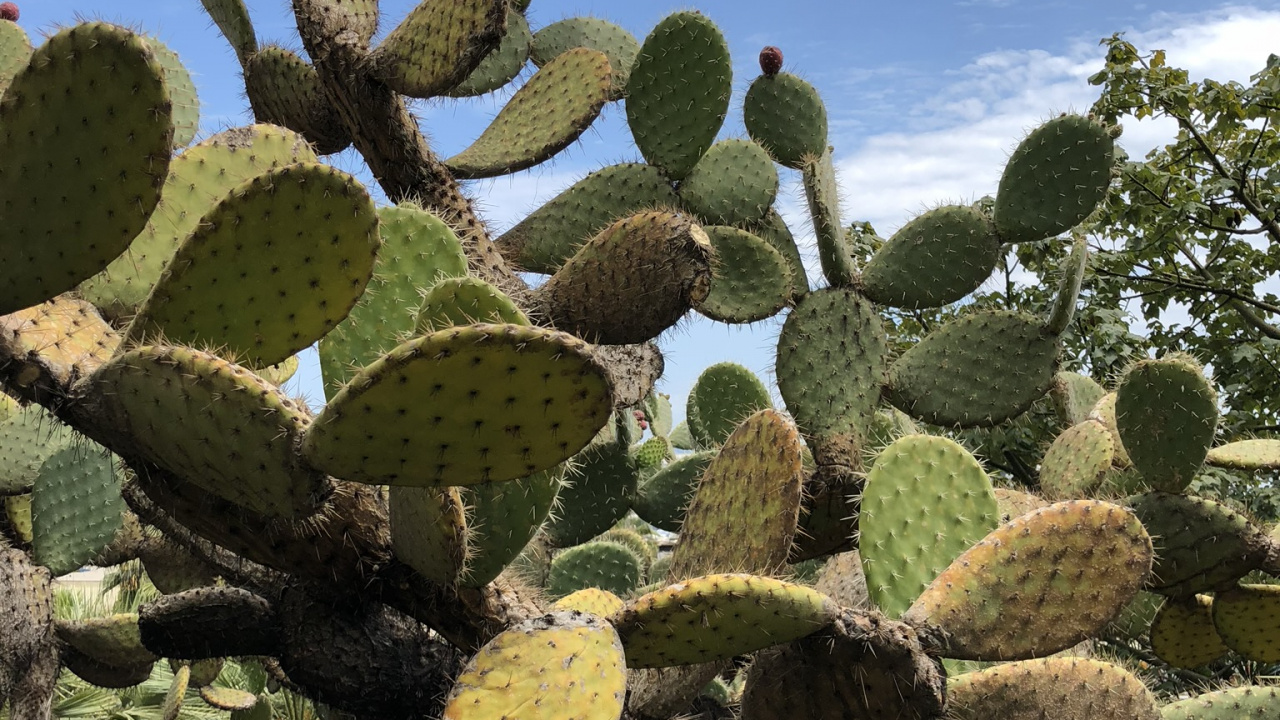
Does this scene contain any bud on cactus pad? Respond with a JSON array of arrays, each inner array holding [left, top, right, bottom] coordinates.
[[0, 3, 16, 22], [759, 46, 782, 75]]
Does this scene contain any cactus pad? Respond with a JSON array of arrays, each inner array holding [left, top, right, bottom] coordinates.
[[859, 434, 1000, 618], [1046, 234, 1088, 334], [91, 345, 323, 519], [625, 12, 731, 179], [531, 17, 638, 91], [695, 226, 793, 324], [0, 296, 121, 384], [547, 540, 645, 598], [416, 277, 529, 333], [0, 18, 30, 94], [743, 72, 827, 169], [146, 36, 199, 148], [200, 686, 258, 712], [750, 209, 809, 296], [0, 22, 173, 315], [677, 139, 779, 227], [1211, 584, 1280, 663], [1090, 392, 1132, 466], [994, 114, 1115, 244], [446, 48, 612, 178], [371, 0, 506, 98], [31, 447, 123, 577], [389, 486, 467, 585], [243, 47, 350, 155], [1206, 439, 1280, 470], [886, 310, 1059, 427], [444, 10, 531, 97], [903, 500, 1152, 660], [0, 403, 75, 495], [1150, 595, 1227, 668], [687, 362, 773, 447], [993, 487, 1050, 522], [544, 434, 637, 547], [669, 410, 804, 579], [946, 658, 1159, 720], [1115, 356, 1217, 493], [552, 587, 625, 617], [128, 163, 380, 368], [1039, 419, 1115, 499], [613, 574, 838, 667], [56, 614, 159, 667], [5, 493, 32, 544], [632, 451, 714, 532], [305, 323, 612, 486], [461, 465, 563, 586], [860, 205, 1002, 309], [442, 612, 626, 720], [803, 148, 855, 287], [1050, 371, 1106, 427], [1161, 686, 1280, 720], [199, 0, 256, 65]]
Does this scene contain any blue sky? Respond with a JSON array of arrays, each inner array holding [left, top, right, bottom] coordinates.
[[13, 0, 1280, 417]]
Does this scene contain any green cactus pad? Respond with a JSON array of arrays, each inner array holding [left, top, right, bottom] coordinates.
[[1046, 234, 1089, 334], [547, 540, 645, 598], [776, 288, 888, 440], [1116, 356, 1217, 493], [1128, 492, 1269, 597], [1161, 686, 1280, 720], [530, 17, 639, 91], [145, 36, 199, 148], [415, 277, 528, 333], [750, 209, 809, 297], [91, 345, 324, 519], [743, 72, 828, 169], [886, 310, 1059, 427], [903, 500, 1153, 661], [0, 403, 75, 495], [1211, 584, 1280, 663], [677, 139, 779, 227], [644, 392, 673, 438], [860, 205, 1002, 309], [80, 125, 318, 319], [946, 658, 1159, 720], [389, 486, 467, 584], [599, 527, 656, 569], [613, 573, 838, 668], [1090, 392, 1132, 467], [443, 10, 531, 97], [199, 0, 256, 65], [803, 148, 856, 287], [441, 612, 626, 720], [1150, 595, 1227, 668], [30, 447, 124, 577], [306, 323, 612, 486], [669, 421, 695, 450], [552, 587, 625, 617], [544, 437, 637, 547], [0, 22, 173, 315], [632, 451, 714, 532], [529, 210, 714, 345], [1039, 419, 1115, 499], [56, 614, 159, 667], [243, 47, 351, 155], [461, 465, 563, 586], [859, 434, 1000, 618], [0, 19, 30, 94], [625, 11, 731, 179], [1206, 439, 1280, 470], [496, 163, 678, 274], [695, 226, 793, 324], [669, 410, 804, 579], [1107, 590, 1163, 641], [1050, 371, 1106, 427], [687, 363, 773, 447], [127, 163, 380, 368], [632, 436, 673, 471], [371, 0, 507, 98], [319, 205, 468, 397], [446, 48, 612, 178], [994, 114, 1115, 244]]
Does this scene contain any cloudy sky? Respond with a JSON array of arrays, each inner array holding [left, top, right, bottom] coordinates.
[[14, 0, 1280, 415]]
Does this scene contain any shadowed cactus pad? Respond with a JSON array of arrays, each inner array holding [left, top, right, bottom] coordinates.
[[444, 10, 531, 97], [389, 486, 467, 585], [1150, 595, 1227, 669], [1116, 356, 1217, 493], [305, 324, 612, 486], [371, 0, 506, 98], [946, 658, 1159, 720], [1127, 492, 1269, 598], [243, 47, 350, 155], [30, 447, 124, 577], [632, 451, 714, 532], [860, 205, 1002, 309], [613, 574, 839, 667], [695, 226, 793, 324], [530, 16, 638, 90], [0, 403, 74, 495], [903, 500, 1152, 660], [687, 362, 773, 447], [1211, 584, 1280, 663], [1051, 371, 1106, 427], [0, 22, 173, 315], [547, 540, 644, 599]]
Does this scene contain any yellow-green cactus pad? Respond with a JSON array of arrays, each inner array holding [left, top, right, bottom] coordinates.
[[415, 276, 528, 333], [1089, 392, 1131, 467], [947, 658, 1159, 720], [442, 612, 626, 720], [553, 587, 625, 617], [0, 23, 173, 315], [1046, 234, 1089, 334], [1150, 595, 1227, 669], [1039, 419, 1115, 499], [669, 410, 804, 580], [305, 323, 612, 486], [444, 10, 531, 97], [56, 614, 160, 668], [243, 47, 351, 155], [531, 17, 638, 91], [613, 574, 838, 668], [625, 12, 731, 179], [1206, 439, 1280, 471], [371, 0, 507, 98], [80, 125, 318, 319], [0, 19, 31, 94], [859, 434, 1000, 618], [4, 493, 33, 544], [903, 500, 1152, 661], [1161, 686, 1280, 720], [447, 48, 612, 178], [1116, 356, 1218, 493], [1212, 584, 1280, 663], [146, 35, 200, 148], [389, 486, 467, 585], [200, 686, 258, 712], [91, 345, 325, 519], [127, 163, 380, 368], [31, 447, 124, 577], [163, 663, 190, 720], [0, 296, 120, 386]]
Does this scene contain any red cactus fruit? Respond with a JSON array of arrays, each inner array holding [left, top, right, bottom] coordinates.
[[0, 3, 17, 22], [759, 46, 783, 76]]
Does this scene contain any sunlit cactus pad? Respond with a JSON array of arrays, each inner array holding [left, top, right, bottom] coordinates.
[[946, 658, 1159, 720]]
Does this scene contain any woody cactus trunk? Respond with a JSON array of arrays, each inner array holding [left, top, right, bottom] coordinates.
[[0, 2, 1252, 720]]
